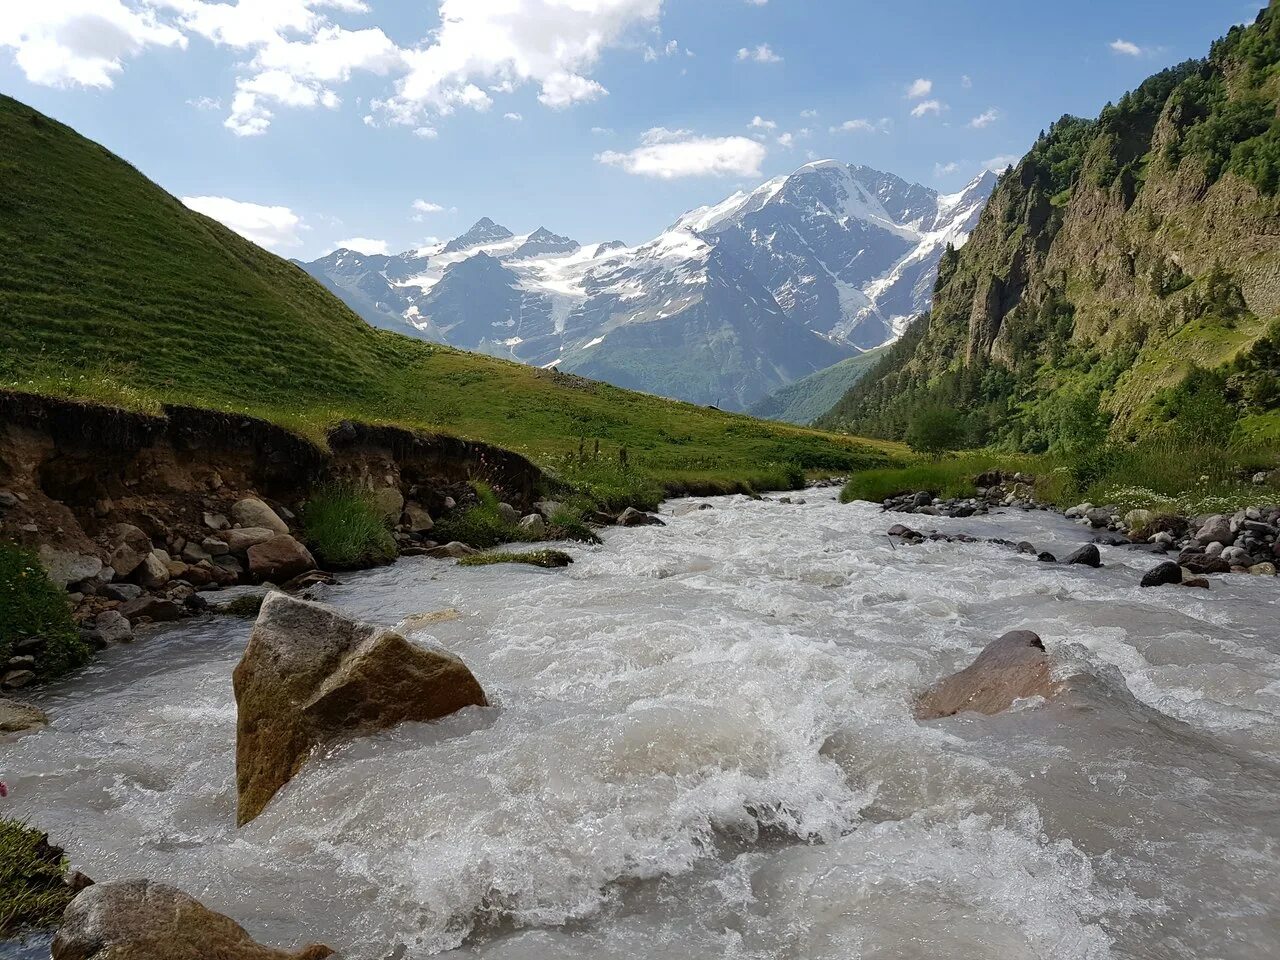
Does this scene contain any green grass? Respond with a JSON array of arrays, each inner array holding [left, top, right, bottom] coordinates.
[[0, 94, 893, 496], [458, 549, 574, 568], [431, 482, 538, 550], [0, 819, 74, 938], [841, 439, 1280, 515], [302, 486, 397, 570], [749, 348, 889, 425], [0, 543, 90, 679], [547, 456, 665, 513]]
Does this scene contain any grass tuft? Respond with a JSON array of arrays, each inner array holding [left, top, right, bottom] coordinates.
[[0, 819, 75, 938], [458, 549, 574, 569], [0, 543, 90, 680], [302, 486, 397, 569]]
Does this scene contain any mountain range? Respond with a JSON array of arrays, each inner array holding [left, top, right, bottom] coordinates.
[[298, 162, 995, 410]]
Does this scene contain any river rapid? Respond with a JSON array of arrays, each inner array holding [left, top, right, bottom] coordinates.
[[3, 490, 1279, 959]]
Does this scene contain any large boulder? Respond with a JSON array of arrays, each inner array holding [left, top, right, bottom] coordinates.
[[915, 630, 1057, 720], [0, 697, 48, 733], [1140, 560, 1183, 588], [38, 546, 103, 589], [1195, 514, 1233, 546], [246, 535, 316, 583], [134, 551, 172, 590], [231, 498, 289, 535], [1064, 544, 1102, 568], [105, 523, 152, 578], [372, 488, 406, 523], [233, 593, 487, 824], [617, 507, 666, 527], [51, 880, 334, 960], [402, 503, 434, 533]]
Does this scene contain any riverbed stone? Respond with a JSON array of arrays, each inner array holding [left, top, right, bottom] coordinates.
[[617, 507, 666, 527], [135, 551, 171, 590], [1140, 561, 1183, 588], [1065, 544, 1102, 568], [233, 592, 487, 824], [120, 595, 185, 623], [402, 502, 434, 533], [424, 541, 480, 559], [51, 880, 335, 960], [915, 630, 1056, 720], [1249, 562, 1277, 576], [231, 498, 289, 535], [224, 527, 278, 554], [246, 535, 316, 583], [95, 609, 134, 644], [0, 697, 48, 732], [1196, 515, 1233, 546], [518, 513, 545, 537], [372, 487, 405, 523], [105, 523, 152, 578], [497, 502, 520, 525]]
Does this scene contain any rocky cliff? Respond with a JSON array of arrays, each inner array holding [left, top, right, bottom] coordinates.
[[819, 3, 1280, 448]]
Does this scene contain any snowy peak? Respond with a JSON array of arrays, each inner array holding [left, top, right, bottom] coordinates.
[[442, 217, 515, 254], [510, 227, 580, 261]]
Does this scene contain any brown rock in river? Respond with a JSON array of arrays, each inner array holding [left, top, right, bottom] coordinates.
[[915, 630, 1057, 720], [51, 879, 335, 960], [233, 592, 487, 825], [246, 535, 316, 583]]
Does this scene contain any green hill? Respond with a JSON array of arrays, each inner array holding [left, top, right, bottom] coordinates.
[[749, 348, 887, 425], [0, 94, 892, 490], [818, 2, 1280, 450]]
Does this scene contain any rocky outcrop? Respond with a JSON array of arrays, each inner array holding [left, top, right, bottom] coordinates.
[[233, 593, 487, 825], [51, 880, 334, 960], [916, 630, 1057, 720]]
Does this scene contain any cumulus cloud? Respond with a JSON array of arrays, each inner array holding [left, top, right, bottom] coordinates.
[[960, 74, 973, 88], [910, 99, 945, 118], [334, 236, 389, 255], [800, 108, 818, 118], [829, 117, 890, 134], [776, 132, 794, 148], [181, 195, 305, 252], [749, 115, 777, 130], [1109, 38, 1144, 56], [905, 77, 932, 99], [411, 199, 445, 214], [0, 0, 186, 87], [737, 43, 781, 63], [968, 108, 999, 129], [503, 111, 522, 120], [6, 0, 666, 137], [983, 153, 1019, 172], [597, 130, 766, 179], [934, 161, 959, 177]]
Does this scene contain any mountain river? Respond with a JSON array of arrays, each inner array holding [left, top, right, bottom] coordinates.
[[3, 490, 1278, 959]]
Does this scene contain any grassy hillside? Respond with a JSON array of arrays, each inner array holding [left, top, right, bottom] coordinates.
[[0, 94, 894, 491], [749, 348, 887, 425], [819, 2, 1280, 452]]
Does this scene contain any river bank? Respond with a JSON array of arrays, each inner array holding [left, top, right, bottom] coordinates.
[[3, 489, 1278, 959]]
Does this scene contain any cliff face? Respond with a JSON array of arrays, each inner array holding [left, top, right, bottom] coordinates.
[[820, 3, 1280, 448]]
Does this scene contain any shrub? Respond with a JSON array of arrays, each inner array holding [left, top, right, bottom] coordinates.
[[905, 407, 964, 458], [432, 481, 536, 550], [546, 507, 603, 545], [0, 819, 75, 937], [302, 486, 397, 569], [0, 543, 89, 680]]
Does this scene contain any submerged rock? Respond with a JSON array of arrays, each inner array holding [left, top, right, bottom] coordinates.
[[51, 880, 334, 960], [1140, 561, 1183, 588], [233, 593, 487, 825], [915, 630, 1056, 720], [617, 507, 665, 527]]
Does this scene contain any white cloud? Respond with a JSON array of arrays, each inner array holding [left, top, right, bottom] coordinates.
[[800, 108, 818, 119], [776, 132, 794, 148], [503, 111, 522, 120], [411, 199, 445, 214], [749, 115, 777, 130], [181, 195, 305, 252], [591, 126, 615, 135], [910, 99, 945, 118], [744, 0, 768, 5], [905, 77, 932, 99], [934, 161, 959, 177], [737, 43, 781, 63], [413, 125, 438, 139], [334, 236, 389, 255], [983, 154, 1019, 172], [968, 108, 999, 129], [960, 74, 972, 89], [597, 131, 766, 179], [829, 117, 889, 134], [1, 0, 187, 88], [643, 38, 680, 62], [187, 95, 221, 110], [1110, 38, 1144, 56]]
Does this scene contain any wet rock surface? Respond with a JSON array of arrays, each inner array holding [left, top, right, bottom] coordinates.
[[915, 630, 1057, 720]]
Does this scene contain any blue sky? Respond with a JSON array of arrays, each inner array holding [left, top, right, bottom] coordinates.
[[1, 0, 1264, 259]]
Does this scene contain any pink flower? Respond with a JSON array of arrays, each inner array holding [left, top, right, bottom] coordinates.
[[0, 781, 8, 798]]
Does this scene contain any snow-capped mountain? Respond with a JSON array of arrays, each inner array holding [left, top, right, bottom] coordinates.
[[296, 160, 995, 409]]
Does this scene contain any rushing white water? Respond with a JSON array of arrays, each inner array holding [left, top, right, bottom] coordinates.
[[4, 491, 1280, 960]]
